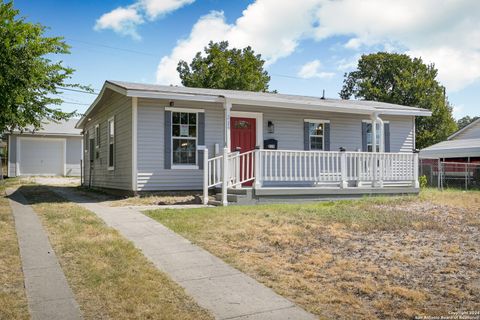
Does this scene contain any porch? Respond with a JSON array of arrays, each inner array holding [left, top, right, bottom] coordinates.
[[202, 148, 419, 205]]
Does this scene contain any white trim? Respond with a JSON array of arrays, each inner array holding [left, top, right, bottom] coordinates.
[[170, 111, 199, 169], [132, 97, 138, 191], [448, 117, 480, 140], [129, 91, 223, 103], [362, 119, 390, 123], [304, 119, 330, 123], [171, 165, 199, 170], [231, 111, 263, 148], [107, 116, 115, 171], [16, 136, 19, 176], [94, 124, 100, 148], [16, 137, 66, 176], [7, 135, 12, 177], [165, 107, 205, 113]]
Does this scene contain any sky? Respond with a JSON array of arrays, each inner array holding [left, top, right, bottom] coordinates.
[[15, 0, 480, 119]]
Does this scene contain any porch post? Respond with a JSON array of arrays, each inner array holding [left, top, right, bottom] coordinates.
[[340, 151, 348, 188], [222, 147, 229, 206], [202, 147, 209, 205], [371, 114, 378, 187], [413, 153, 420, 188], [254, 147, 262, 189], [224, 99, 232, 150]]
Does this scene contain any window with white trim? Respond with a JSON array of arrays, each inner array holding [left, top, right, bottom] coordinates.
[[366, 122, 383, 152], [172, 112, 197, 166], [108, 118, 115, 169], [308, 122, 324, 150], [95, 124, 100, 148]]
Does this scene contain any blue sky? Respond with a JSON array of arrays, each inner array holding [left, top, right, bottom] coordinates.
[[15, 0, 480, 119]]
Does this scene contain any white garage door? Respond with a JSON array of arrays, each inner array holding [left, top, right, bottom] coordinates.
[[19, 138, 64, 176]]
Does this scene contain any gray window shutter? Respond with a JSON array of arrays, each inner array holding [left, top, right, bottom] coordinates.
[[384, 123, 391, 152], [304, 122, 310, 150], [164, 110, 172, 169], [324, 123, 330, 151], [361, 122, 368, 152], [198, 112, 205, 169]]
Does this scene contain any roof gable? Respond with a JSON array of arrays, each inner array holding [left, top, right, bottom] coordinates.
[[449, 118, 480, 140]]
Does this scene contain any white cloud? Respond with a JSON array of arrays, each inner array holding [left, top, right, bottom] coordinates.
[[298, 60, 335, 79], [94, 6, 143, 40], [156, 0, 321, 84], [151, 0, 480, 91], [95, 0, 195, 39], [452, 104, 465, 119], [140, 0, 195, 19]]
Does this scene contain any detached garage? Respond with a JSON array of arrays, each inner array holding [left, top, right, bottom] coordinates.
[[7, 119, 82, 177]]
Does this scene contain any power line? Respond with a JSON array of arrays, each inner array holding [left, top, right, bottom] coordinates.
[[57, 87, 99, 95], [67, 38, 159, 57], [61, 101, 91, 106]]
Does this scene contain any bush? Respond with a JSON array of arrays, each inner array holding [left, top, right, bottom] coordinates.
[[419, 175, 428, 188]]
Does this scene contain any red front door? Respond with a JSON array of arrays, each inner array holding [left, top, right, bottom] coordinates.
[[230, 117, 256, 186]]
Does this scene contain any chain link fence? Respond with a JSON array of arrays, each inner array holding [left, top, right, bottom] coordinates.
[[420, 159, 480, 190]]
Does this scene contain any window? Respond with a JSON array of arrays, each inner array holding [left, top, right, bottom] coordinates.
[[95, 124, 100, 148], [172, 112, 197, 166], [309, 122, 324, 150], [108, 118, 115, 169], [366, 122, 383, 152]]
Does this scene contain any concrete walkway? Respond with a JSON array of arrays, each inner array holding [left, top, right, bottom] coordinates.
[[54, 188, 316, 320], [7, 189, 82, 320]]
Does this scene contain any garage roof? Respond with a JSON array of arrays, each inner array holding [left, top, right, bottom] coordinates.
[[9, 119, 81, 136], [419, 138, 480, 159]]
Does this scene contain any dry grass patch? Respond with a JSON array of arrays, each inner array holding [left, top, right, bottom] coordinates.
[[146, 191, 480, 319], [0, 180, 29, 320], [20, 185, 212, 320]]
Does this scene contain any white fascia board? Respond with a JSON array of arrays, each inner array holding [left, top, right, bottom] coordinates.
[[126, 90, 224, 103], [76, 82, 128, 129], [375, 109, 432, 117]]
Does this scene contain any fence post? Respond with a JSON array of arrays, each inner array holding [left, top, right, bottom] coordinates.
[[413, 153, 419, 188], [465, 163, 468, 191], [254, 147, 262, 189], [222, 147, 229, 206], [437, 159, 441, 189], [202, 147, 209, 205], [340, 151, 348, 188]]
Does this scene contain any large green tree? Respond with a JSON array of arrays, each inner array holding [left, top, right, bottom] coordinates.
[[0, 1, 88, 133], [177, 41, 271, 92], [340, 52, 457, 149]]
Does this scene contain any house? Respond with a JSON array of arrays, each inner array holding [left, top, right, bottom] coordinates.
[[76, 80, 431, 205], [7, 119, 83, 177], [420, 118, 480, 162]]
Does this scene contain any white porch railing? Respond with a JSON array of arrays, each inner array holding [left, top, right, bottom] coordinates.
[[203, 147, 419, 205]]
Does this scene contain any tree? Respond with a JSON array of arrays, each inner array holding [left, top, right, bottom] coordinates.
[[177, 41, 271, 92], [457, 116, 479, 130], [0, 1, 89, 133], [340, 52, 457, 149]]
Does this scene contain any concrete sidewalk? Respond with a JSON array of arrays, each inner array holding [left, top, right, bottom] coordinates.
[[53, 188, 316, 320], [7, 189, 82, 320]]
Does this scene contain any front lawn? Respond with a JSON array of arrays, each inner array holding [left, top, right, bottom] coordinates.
[[19, 185, 212, 320], [145, 189, 480, 319]]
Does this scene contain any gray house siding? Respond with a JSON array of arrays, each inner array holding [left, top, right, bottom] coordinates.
[[452, 122, 480, 140], [83, 91, 132, 190], [136, 101, 414, 191], [137, 99, 224, 191]]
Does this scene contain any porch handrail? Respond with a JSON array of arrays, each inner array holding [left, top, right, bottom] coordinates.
[[203, 148, 419, 206]]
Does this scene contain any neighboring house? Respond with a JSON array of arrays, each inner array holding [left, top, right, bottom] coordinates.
[[77, 80, 430, 204], [7, 119, 83, 177], [420, 118, 480, 162]]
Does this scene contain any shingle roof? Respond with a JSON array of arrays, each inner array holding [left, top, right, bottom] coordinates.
[[420, 138, 480, 158], [108, 80, 430, 115], [10, 118, 81, 136]]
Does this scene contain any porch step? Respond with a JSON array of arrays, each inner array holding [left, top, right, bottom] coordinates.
[[214, 193, 250, 204], [211, 188, 254, 205]]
